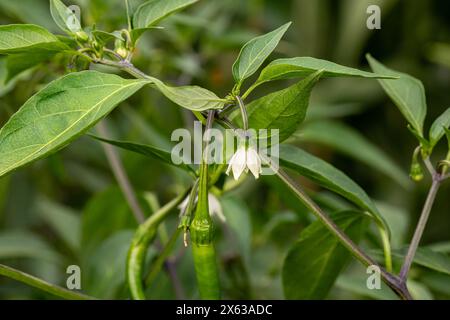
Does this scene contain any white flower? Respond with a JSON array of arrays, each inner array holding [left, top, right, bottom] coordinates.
[[178, 193, 226, 222], [226, 145, 262, 180]]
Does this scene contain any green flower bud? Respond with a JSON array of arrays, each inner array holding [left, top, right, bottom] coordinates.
[[75, 30, 89, 42], [409, 149, 424, 182], [115, 38, 128, 59]]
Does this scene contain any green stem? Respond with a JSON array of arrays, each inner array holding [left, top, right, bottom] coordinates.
[[0, 264, 95, 300], [399, 177, 441, 281], [274, 167, 411, 299], [127, 188, 190, 300], [236, 96, 248, 131], [97, 122, 146, 223], [125, 0, 132, 31]]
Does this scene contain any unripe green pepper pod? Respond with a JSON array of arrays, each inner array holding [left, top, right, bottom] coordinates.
[[190, 115, 221, 299], [126, 189, 189, 300]]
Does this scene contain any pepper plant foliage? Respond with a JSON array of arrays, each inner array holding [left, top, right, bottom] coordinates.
[[0, 0, 449, 300]]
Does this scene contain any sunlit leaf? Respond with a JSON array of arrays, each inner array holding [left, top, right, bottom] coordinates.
[[50, 0, 82, 33], [232, 22, 291, 85], [0, 71, 148, 178], [367, 54, 427, 136], [133, 0, 199, 29], [0, 24, 68, 54], [429, 107, 450, 148], [246, 71, 322, 143], [256, 56, 394, 86], [148, 76, 225, 111]]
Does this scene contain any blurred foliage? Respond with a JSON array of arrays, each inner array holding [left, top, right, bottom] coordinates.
[[0, 0, 449, 300]]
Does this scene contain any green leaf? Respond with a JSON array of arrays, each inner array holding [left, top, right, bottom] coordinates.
[[296, 120, 410, 188], [246, 71, 322, 143], [148, 76, 225, 111], [256, 56, 395, 86], [89, 135, 196, 174], [133, 0, 199, 29], [0, 24, 68, 54], [429, 107, 450, 148], [279, 144, 387, 230], [393, 247, 450, 276], [50, 0, 82, 33], [0, 230, 63, 264], [232, 22, 291, 85], [367, 54, 427, 136], [283, 210, 368, 299], [91, 30, 124, 45], [0, 71, 148, 178], [35, 197, 81, 253]]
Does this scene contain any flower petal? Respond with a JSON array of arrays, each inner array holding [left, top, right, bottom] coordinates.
[[208, 194, 226, 222], [231, 147, 247, 180], [246, 147, 262, 179]]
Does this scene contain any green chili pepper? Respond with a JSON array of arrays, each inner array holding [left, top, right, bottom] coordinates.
[[190, 154, 221, 299], [126, 189, 189, 300]]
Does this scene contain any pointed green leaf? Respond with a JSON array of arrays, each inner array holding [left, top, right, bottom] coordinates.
[[91, 30, 125, 44], [279, 144, 388, 230], [50, 0, 82, 33], [296, 120, 410, 188], [0, 24, 68, 54], [133, 0, 199, 29], [148, 76, 225, 111], [246, 71, 322, 143], [89, 135, 196, 174], [0, 71, 148, 178], [429, 107, 450, 148], [367, 54, 427, 136], [232, 22, 291, 85], [256, 56, 395, 85], [283, 210, 368, 299]]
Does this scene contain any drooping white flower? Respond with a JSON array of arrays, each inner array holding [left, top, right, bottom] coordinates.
[[226, 145, 262, 180], [178, 193, 226, 222], [226, 145, 247, 180], [246, 146, 262, 179]]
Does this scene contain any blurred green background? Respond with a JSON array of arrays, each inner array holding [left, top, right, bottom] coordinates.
[[0, 0, 449, 300]]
